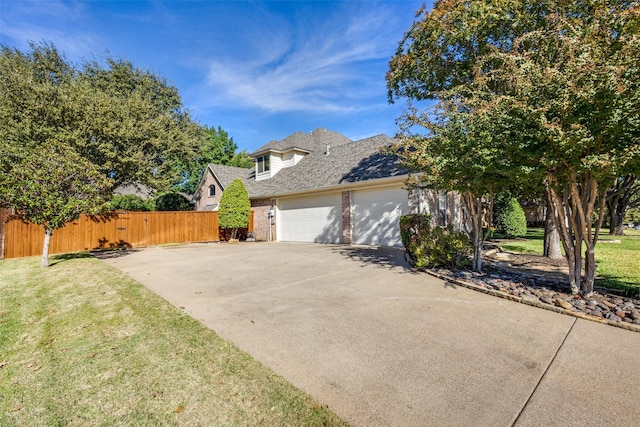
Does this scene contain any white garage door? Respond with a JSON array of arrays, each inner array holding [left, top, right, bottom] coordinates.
[[352, 187, 408, 246], [278, 194, 342, 243]]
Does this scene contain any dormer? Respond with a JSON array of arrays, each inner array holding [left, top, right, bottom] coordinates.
[[252, 147, 310, 181], [250, 128, 353, 181]]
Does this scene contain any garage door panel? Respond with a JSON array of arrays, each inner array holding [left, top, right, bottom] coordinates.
[[279, 194, 342, 243], [353, 188, 408, 247]]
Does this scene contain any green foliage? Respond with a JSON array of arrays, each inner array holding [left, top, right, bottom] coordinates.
[[218, 179, 250, 238], [154, 192, 193, 211], [178, 126, 253, 194], [109, 194, 154, 212], [400, 214, 471, 269], [625, 207, 640, 225], [229, 149, 254, 169], [493, 193, 527, 238], [387, 0, 640, 294], [0, 41, 203, 265], [0, 42, 203, 194], [0, 142, 112, 230]]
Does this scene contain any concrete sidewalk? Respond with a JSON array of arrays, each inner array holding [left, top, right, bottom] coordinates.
[[100, 242, 640, 426]]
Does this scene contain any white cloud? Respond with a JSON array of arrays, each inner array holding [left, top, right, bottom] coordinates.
[[201, 3, 401, 114], [0, 0, 100, 59]]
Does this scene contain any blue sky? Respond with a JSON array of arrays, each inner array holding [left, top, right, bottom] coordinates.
[[1, 0, 428, 153]]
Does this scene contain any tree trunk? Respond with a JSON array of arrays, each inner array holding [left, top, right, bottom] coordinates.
[[608, 203, 626, 236], [548, 174, 606, 296], [606, 175, 639, 236], [583, 245, 597, 296], [461, 191, 492, 273], [543, 189, 562, 259], [41, 228, 52, 267]]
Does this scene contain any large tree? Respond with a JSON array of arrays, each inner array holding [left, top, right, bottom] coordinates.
[[388, 0, 640, 295], [0, 143, 112, 266], [0, 42, 203, 264]]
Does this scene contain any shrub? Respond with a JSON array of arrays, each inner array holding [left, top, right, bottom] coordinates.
[[400, 214, 471, 269], [493, 194, 527, 238], [109, 194, 154, 211], [218, 179, 251, 239], [154, 192, 193, 211]]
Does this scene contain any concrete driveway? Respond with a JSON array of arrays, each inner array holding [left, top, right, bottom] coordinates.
[[100, 242, 640, 426]]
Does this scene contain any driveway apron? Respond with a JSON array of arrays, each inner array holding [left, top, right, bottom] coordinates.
[[101, 242, 640, 426]]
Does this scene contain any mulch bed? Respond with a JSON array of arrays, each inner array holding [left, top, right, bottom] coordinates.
[[425, 250, 640, 333]]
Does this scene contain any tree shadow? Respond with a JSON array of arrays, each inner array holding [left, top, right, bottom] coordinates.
[[49, 251, 94, 266], [90, 246, 140, 261], [334, 245, 417, 273]]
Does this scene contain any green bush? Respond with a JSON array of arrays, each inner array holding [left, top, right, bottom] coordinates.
[[109, 194, 155, 211], [400, 214, 471, 269], [218, 179, 251, 239], [154, 192, 193, 211], [493, 194, 527, 238]]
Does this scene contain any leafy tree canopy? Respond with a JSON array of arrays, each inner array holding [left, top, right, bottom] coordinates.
[[0, 142, 112, 266], [0, 41, 203, 265], [387, 0, 640, 294]]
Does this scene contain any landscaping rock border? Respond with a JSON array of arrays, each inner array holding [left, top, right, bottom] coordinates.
[[426, 264, 640, 334]]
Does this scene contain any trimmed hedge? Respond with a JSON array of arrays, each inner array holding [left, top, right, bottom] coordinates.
[[493, 194, 527, 238], [218, 178, 251, 239], [400, 214, 471, 269]]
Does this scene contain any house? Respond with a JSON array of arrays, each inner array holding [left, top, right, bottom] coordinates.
[[193, 128, 462, 246]]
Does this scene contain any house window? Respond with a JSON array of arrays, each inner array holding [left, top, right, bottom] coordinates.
[[209, 185, 216, 197], [257, 155, 270, 173]]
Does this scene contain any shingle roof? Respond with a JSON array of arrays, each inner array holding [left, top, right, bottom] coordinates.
[[207, 163, 257, 193], [250, 128, 352, 156], [210, 131, 407, 199]]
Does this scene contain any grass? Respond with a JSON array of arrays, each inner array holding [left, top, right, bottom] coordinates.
[[494, 228, 640, 292], [0, 253, 348, 426]]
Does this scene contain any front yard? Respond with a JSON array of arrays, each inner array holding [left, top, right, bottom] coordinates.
[[495, 229, 640, 293], [0, 254, 346, 426]]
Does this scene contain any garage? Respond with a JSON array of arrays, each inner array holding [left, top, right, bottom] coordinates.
[[352, 187, 408, 246], [278, 193, 342, 243]]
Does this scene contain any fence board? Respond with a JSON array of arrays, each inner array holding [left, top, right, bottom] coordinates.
[[0, 210, 246, 259]]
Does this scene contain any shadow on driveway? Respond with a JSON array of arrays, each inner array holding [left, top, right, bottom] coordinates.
[[332, 245, 417, 272]]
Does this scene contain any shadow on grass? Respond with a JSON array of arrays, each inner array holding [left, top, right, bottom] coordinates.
[[595, 277, 640, 298], [49, 251, 94, 266], [333, 245, 417, 272], [90, 248, 140, 261]]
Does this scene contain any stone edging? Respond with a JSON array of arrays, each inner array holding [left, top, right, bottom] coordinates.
[[426, 270, 640, 334]]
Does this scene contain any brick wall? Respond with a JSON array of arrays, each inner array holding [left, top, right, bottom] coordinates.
[[408, 189, 464, 229], [341, 191, 351, 244], [193, 170, 224, 211], [251, 198, 276, 241]]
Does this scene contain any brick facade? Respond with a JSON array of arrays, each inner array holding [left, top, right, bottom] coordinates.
[[251, 198, 276, 241], [193, 171, 224, 211], [341, 191, 351, 244], [408, 189, 464, 230]]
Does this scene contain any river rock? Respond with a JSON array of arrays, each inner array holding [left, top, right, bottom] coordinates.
[[556, 298, 573, 310]]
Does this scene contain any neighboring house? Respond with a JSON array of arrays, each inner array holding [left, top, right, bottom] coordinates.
[[113, 183, 154, 199], [193, 128, 462, 246]]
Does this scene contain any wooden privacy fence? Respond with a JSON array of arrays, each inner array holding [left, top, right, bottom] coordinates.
[[1, 210, 254, 259]]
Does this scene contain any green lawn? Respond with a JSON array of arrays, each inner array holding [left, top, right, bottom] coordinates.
[[0, 254, 347, 426], [495, 228, 640, 292]]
